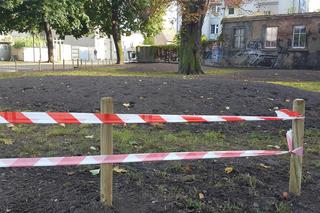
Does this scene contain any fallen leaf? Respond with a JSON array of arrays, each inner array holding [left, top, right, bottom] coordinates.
[[123, 102, 135, 109], [67, 171, 76, 176], [182, 175, 196, 182], [224, 167, 234, 174], [259, 163, 271, 169], [89, 169, 100, 176], [129, 141, 139, 146], [113, 166, 128, 173], [199, 192, 205, 200], [85, 135, 94, 139], [267, 145, 280, 149], [151, 123, 164, 129], [59, 123, 66, 127], [184, 164, 193, 173], [6, 124, 17, 131], [6, 124, 14, 128], [89, 146, 96, 150], [123, 103, 130, 108], [1, 138, 13, 145], [225, 106, 230, 110], [282, 191, 289, 200]]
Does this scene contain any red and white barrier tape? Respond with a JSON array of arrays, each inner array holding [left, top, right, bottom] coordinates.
[[0, 150, 288, 168], [0, 109, 303, 125], [0, 131, 302, 168], [286, 129, 303, 156]]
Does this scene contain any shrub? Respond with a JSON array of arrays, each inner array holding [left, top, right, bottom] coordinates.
[[13, 36, 46, 48]]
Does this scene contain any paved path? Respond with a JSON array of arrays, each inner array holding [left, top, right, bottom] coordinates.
[[0, 61, 114, 72]]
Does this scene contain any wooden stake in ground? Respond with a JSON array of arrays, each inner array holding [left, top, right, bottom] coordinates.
[[63, 59, 65, 70], [289, 99, 305, 195], [100, 97, 113, 206]]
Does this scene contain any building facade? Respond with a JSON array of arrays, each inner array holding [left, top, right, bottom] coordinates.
[[221, 12, 320, 69], [202, 0, 310, 41]]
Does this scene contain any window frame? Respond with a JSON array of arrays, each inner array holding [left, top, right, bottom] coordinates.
[[292, 25, 307, 49], [229, 7, 235, 15], [211, 24, 219, 35], [233, 28, 245, 49], [264, 27, 278, 49], [212, 4, 221, 13]]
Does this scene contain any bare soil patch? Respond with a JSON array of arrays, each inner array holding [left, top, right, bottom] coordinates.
[[0, 66, 319, 212]]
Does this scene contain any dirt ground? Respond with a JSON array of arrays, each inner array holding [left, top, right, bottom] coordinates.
[[0, 64, 319, 213]]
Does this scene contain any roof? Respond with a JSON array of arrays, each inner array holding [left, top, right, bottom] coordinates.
[[222, 12, 320, 23]]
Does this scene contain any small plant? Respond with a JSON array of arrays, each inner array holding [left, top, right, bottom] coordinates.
[[185, 197, 201, 210], [275, 202, 291, 213]]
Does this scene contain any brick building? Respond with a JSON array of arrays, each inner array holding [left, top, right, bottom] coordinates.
[[221, 12, 320, 69]]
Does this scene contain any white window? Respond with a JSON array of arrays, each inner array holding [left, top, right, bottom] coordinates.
[[211, 24, 219, 34], [234, 28, 245, 49], [292, 26, 306, 48], [265, 27, 278, 48], [212, 4, 221, 13]]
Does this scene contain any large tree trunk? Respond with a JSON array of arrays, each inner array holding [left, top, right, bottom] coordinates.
[[178, 21, 203, 74], [44, 21, 54, 63], [178, 0, 209, 75], [111, 8, 124, 65], [112, 31, 124, 65]]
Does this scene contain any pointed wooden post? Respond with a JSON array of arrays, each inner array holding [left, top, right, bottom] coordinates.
[[289, 99, 305, 195], [100, 97, 113, 206]]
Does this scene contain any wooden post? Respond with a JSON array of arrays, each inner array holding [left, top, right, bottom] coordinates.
[[77, 59, 79, 68], [100, 97, 113, 206], [289, 99, 305, 195], [52, 61, 55, 71], [63, 59, 65, 70], [72, 59, 75, 69]]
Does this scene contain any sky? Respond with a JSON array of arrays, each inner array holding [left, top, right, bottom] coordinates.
[[309, 0, 320, 12]]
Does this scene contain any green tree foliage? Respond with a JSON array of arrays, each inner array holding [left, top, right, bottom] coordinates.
[[0, 0, 90, 62], [13, 36, 46, 48], [86, 0, 169, 64]]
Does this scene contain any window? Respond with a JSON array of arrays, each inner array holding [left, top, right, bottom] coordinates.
[[292, 26, 306, 48], [211, 24, 219, 34], [212, 4, 221, 13], [234, 28, 245, 49], [265, 27, 278, 48], [229, 8, 235, 15]]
